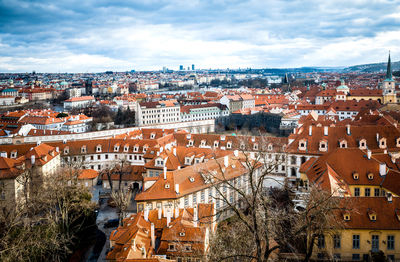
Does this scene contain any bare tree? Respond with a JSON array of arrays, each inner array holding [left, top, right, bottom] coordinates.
[[205, 137, 342, 262]]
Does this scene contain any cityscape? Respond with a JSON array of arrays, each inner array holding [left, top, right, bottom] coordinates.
[[1, 1, 400, 262]]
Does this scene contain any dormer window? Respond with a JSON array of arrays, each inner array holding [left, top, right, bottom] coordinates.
[[133, 146, 139, 152], [188, 140, 194, 146], [319, 140, 328, 152], [368, 209, 377, 221], [268, 144, 273, 151], [96, 145, 102, 152], [367, 173, 374, 180], [343, 212, 351, 221], [339, 140, 347, 148], [214, 141, 219, 147], [396, 138, 400, 148], [379, 138, 387, 149], [359, 139, 367, 149], [150, 133, 156, 139], [143, 146, 148, 153], [64, 147, 70, 154], [165, 183, 170, 189], [124, 145, 129, 152], [156, 159, 164, 166], [353, 172, 359, 180], [201, 140, 206, 146], [240, 143, 245, 150], [195, 158, 201, 164], [114, 145, 119, 152], [227, 141, 232, 149], [299, 139, 307, 150], [253, 143, 258, 150], [185, 157, 192, 165], [179, 232, 185, 237], [10, 151, 17, 158], [189, 177, 195, 182], [81, 146, 86, 153]]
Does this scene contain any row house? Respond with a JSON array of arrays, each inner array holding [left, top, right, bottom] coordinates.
[[286, 117, 400, 186], [135, 154, 265, 219], [136, 100, 180, 126], [107, 203, 215, 261], [299, 148, 400, 261], [63, 95, 95, 110], [180, 103, 229, 122], [0, 143, 60, 205]]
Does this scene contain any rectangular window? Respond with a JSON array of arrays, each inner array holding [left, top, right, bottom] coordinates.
[[388, 235, 395, 250], [333, 235, 341, 249], [365, 188, 370, 197], [193, 194, 197, 204], [352, 235, 360, 249], [201, 191, 205, 202], [374, 188, 380, 197], [318, 235, 325, 248], [352, 254, 360, 261], [184, 196, 189, 207], [354, 188, 360, 197]]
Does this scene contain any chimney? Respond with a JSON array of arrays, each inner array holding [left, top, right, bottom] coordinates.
[[309, 126, 312, 136], [158, 208, 162, 219], [233, 150, 239, 157], [376, 133, 379, 142], [56, 147, 59, 152], [166, 211, 171, 227], [175, 184, 179, 194], [31, 155, 35, 165], [175, 207, 179, 218], [379, 163, 387, 176], [150, 223, 155, 248], [367, 150, 371, 159], [346, 125, 351, 135], [387, 193, 393, 202], [157, 151, 159, 156], [193, 205, 198, 227], [173, 147, 176, 156], [163, 166, 167, 180], [323, 126, 328, 136], [144, 208, 149, 221], [224, 155, 229, 168]]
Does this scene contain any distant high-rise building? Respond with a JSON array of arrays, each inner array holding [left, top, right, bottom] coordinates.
[[192, 64, 195, 70], [162, 66, 167, 73], [187, 66, 190, 71], [179, 65, 184, 71]]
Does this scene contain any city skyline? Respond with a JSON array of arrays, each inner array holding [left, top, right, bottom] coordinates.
[[1, 0, 400, 73]]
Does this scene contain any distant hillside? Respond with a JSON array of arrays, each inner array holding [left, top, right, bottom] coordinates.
[[343, 61, 400, 73]]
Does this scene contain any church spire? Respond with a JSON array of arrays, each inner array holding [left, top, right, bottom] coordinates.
[[386, 51, 392, 80]]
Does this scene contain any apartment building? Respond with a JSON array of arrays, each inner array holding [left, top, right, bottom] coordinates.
[[136, 100, 180, 126]]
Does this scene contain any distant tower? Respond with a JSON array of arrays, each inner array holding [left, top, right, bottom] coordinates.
[[382, 51, 396, 104], [179, 65, 184, 71], [282, 73, 291, 92], [192, 64, 195, 71]]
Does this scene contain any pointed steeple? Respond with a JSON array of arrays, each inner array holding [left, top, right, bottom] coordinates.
[[386, 51, 392, 80]]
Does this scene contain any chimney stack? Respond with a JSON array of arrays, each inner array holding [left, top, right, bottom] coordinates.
[[379, 163, 387, 176], [193, 205, 198, 227], [31, 155, 35, 165], [150, 223, 155, 248], [166, 211, 171, 227], [175, 207, 179, 218], [163, 166, 167, 180], [173, 147, 176, 156], [224, 155, 229, 168], [367, 150, 371, 159], [158, 208, 162, 219], [175, 184, 180, 194], [144, 208, 149, 221], [323, 126, 328, 136], [309, 126, 312, 136], [346, 125, 351, 135]]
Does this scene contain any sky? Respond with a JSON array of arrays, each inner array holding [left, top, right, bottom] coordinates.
[[1, 0, 400, 73]]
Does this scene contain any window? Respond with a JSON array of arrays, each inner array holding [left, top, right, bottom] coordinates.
[[168, 244, 176, 251], [388, 235, 395, 250], [354, 188, 360, 197], [365, 188, 370, 197], [184, 196, 189, 207], [317, 235, 325, 248], [193, 194, 197, 204], [374, 188, 380, 197], [333, 235, 341, 249], [97, 155, 101, 160], [352, 254, 360, 261], [201, 191, 205, 202], [184, 245, 192, 251], [352, 235, 360, 249]]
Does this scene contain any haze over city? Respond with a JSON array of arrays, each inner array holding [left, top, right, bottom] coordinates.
[[1, 0, 400, 72]]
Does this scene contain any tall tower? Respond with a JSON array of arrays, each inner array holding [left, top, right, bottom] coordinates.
[[383, 52, 396, 104]]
